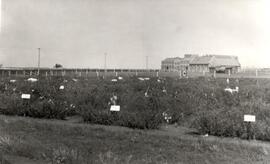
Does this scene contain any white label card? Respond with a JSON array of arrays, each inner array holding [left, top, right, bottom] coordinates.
[[21, 94, 31, 99], [244, 115, 256, 122], [110, 105, 120, 112]]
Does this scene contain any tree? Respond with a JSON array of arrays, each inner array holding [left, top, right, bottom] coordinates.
[[54, 64, 63, 68]]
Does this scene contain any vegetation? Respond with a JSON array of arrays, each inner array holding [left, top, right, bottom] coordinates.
[[0, 115, 269, 164], [1, 76, 270, 141]]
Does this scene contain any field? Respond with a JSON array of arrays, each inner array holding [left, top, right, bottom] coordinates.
[[0, 115, 270, 164], [0, 76, 270, 134], [1, 75, 270, 163]]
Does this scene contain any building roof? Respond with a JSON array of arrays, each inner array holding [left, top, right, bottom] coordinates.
[[209, 55, 240, 67], [184, 54, 199, 58], [162, 57, 182, 62], [190, 55, 240, 67], [183, 54, 198, 62], [189, 55, 213, 65]]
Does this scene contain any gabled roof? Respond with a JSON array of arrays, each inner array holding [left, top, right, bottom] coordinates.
[[189, 55, 213, 65], [183, 54, 198, 62], [209, 55, 240, 67], [162, 57, 182, 62], [190, 55, 240, 67]]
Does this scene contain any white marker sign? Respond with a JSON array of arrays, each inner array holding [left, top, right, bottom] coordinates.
[[21, 94, 31, 99], [110, 105, 120, 112], [59, 85, 65, 90], [244, 115, 256, 122], [27, 78, 38, 82]]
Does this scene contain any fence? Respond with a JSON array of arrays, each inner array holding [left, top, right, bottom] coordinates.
[[0, 67, 269, 79], [0, 68, 162, 78]]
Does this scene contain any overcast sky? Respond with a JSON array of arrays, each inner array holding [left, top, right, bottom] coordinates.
[[0, 0, 269, 68]]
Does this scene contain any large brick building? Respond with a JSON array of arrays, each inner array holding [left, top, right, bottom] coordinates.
[[161, 54, 198, 72], [161, 54, 240, 74]]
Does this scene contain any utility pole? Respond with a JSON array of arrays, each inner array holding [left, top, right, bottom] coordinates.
[[104, 53, 107, 78], [37, 48, 41, 76], [146, 55, 149, 71]]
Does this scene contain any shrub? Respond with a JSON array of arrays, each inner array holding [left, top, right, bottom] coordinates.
[[0, 93, 24, 115], [80, 94, 164, 129], [192, 101, 270, 140], [3, 76, 270, 140], [81, 104, 114, 125]]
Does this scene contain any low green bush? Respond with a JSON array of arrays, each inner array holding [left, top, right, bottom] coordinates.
[[2, 76, 270, 137], [80, 94, 164, 129]]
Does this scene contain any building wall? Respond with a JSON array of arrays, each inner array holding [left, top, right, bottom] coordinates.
[[161, 61, 175, 72], [164, 63, 240, 74], [161, 60, 189, 72], [229, 67, 240, 74], [189, 64, 209, 72], [209, 66, 240, 74]]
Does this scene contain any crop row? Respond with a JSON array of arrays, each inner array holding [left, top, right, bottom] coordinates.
[[1, 76, 270, 140]]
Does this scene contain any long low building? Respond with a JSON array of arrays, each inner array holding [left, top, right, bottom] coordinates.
[[189, 55, 240, 74], [161, 54, 241, 74]]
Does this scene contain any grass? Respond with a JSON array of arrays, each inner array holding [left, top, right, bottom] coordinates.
[[0, 115, 270, 164]]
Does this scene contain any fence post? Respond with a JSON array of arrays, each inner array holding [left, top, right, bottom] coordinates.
[[62, 70, 65, 77], [256, 69, 258, 77], [79, 69, 81, 76]]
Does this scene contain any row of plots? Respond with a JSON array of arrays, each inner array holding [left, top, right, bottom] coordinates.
[[0, 67, 180, 78]]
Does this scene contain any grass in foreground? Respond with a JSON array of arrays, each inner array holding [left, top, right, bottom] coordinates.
[[0, 115, 269, 164]]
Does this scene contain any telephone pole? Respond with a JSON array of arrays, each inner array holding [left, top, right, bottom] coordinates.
[[104, 53, 107, 78], [37, 48, 41, 76], [146, 55, 149, 71]]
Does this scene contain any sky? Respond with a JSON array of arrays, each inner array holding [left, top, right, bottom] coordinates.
[[0, 0, 269, 68]]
